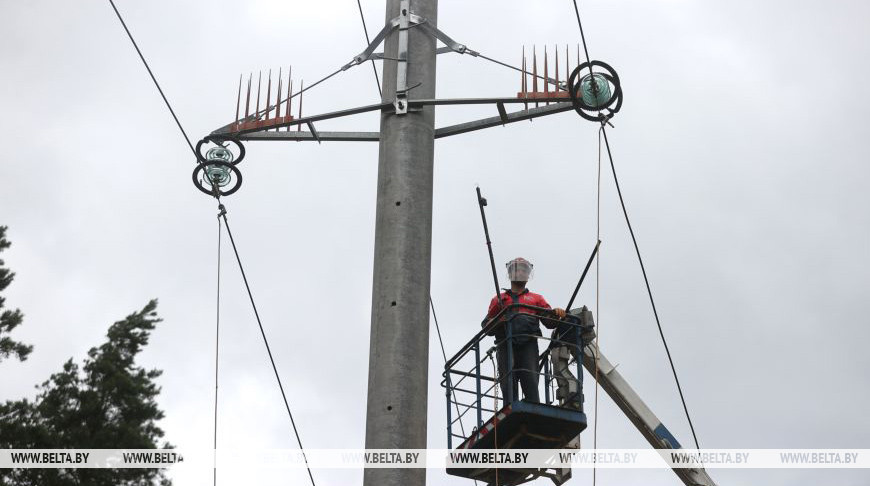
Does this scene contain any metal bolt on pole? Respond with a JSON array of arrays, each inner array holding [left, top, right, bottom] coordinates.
[[363, 0, 438, 485]]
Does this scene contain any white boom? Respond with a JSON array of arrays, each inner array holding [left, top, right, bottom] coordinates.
[[582, 342, 717, 486]]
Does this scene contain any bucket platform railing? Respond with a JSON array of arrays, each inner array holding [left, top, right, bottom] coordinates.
[[442, 303, 594, 485]]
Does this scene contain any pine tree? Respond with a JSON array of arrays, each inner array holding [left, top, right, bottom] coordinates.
[[0, 301, 172, 486], [0, 225, 32, 363]]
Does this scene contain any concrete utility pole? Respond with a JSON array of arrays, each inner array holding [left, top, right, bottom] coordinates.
[[364, 0, 438, 485]]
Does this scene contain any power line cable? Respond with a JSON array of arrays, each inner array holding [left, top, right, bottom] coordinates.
[[565, 4, 602, 478], [570, 0, 593, 69], [213, 213, 222, 486], [107, 0, 196, 158], [219, 204, 317, 486], [600, 127, 702, 452], [108, 4, 317, 480], [430, 296, 475, 451], [429, 295, 450, 366], [566, 0, 700, 459], [355, 0, 382, 96], [592, 127, 603, 486], [430, 296, 481, 486]]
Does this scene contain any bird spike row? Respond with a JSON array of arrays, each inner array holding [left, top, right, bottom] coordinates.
[[233, 67, 299, 133], [532, 46, 538, 107], [518, 45, 579, 104], [521, 46, 528, 112], [255, 71, 262, 116], [297, 79, 303, 133], [543, 45, 548, 100]]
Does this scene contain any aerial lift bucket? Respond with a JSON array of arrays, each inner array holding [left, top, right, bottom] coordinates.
[[443, 304, 593, 485]]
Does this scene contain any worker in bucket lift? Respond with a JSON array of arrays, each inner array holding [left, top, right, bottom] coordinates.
[[549, 305, 596, 411], [482, 257, 566, 404]]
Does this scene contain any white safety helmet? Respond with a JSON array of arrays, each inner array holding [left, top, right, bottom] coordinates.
[[506, 257, 534, 282]]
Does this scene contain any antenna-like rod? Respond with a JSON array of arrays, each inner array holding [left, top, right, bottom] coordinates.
[[565, 239, 601, 311], [476, 187, 502, 308]]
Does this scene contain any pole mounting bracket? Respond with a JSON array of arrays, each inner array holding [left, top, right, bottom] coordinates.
[[341, 2, 478, 115]]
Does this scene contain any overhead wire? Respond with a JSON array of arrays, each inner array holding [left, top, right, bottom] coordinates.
[[107, 0, 196, 158], [488, 352, 501, 486], [106, 2, 316, 482], [600, 128, 702, 452], [111, 0, 704, 476], [355, 0, 383, 97], [566, 0, 704, 457], [570, 0, 593, 70], [592, 127, 603, 486], [565, 3, 604, 481], [430, 297, 471, 438], [430, 296, 450, 365], [212, 213, 222, 486], [219, 206, 317, 486], [430, 296, 478, 486]]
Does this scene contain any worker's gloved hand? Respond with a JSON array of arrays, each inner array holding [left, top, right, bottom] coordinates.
[[552, 308, 567, 319]]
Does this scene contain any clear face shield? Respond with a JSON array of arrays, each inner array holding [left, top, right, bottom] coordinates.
[[506, 258, 534, 282]]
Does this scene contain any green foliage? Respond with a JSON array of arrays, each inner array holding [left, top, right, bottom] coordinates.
[[0, 225, 32, 363], [0, 301, 172, 486]]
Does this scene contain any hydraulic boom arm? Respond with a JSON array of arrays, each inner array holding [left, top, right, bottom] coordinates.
[[582, 343, 717, 486]]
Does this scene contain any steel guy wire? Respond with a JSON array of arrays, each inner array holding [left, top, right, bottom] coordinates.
[[250, 47, 560, 123], [247, 28, 566, 125], [248, 67, 344, 123], [476, 53, 563, 89], [355, 0, 383, 96]]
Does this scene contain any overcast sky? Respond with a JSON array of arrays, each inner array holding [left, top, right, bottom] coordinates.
[[1, 0, 869, 485]]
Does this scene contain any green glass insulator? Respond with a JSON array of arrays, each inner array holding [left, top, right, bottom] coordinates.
[[206, 146, 234, 164], [579, 73, 612, 109], [205, 165, 232, 187]]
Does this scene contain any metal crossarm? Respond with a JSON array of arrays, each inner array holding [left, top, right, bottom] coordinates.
[[212, 98, 573, 141]]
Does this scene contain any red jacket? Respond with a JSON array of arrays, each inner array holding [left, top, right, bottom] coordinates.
[[483, 288, 554, 341], [486, 288, 551, 319]]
